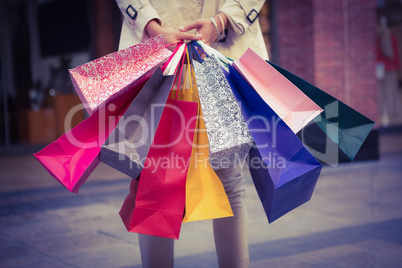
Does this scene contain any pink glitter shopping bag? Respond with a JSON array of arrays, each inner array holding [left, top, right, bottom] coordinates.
[[69, 35, 172, 114]]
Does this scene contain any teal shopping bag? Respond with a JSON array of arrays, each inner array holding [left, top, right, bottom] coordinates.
[[267, 61, 375, 162]]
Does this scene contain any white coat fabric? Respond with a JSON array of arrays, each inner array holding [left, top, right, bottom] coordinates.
[[115, 0, 268, 60]]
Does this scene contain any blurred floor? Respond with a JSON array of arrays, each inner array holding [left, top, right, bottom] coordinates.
[[0, 129, 401, 268]]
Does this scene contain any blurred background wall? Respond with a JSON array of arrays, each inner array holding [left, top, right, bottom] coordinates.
[[1, 0, 401, 157]]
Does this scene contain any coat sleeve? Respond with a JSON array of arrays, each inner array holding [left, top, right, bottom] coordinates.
[[115, 0, 161, 41], [219, 0, 265, 35]]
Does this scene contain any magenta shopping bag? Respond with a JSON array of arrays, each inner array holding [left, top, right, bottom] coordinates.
[[34, 80, 146, 193]]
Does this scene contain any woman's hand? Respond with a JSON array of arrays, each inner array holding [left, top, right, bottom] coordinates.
[[145, 20, 202, 50], [179, 13, 229, 46], [178, 18, 217, 46]]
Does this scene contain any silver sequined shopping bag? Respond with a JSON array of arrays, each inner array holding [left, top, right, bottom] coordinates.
[[192, 55, 254, 169]]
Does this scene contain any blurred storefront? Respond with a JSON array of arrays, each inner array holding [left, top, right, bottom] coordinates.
[[0, 0, 388, 159], [376, 0, 402, 127], [0, 0, 121, 154]]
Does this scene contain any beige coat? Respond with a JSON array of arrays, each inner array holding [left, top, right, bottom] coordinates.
[[115, 0, 268, 60]]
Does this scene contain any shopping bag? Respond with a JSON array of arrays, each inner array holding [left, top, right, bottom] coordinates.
[[226, 64, 322, 223], [69, 35, 172, 114], [126, 97, 197, 239], [119, 178, 139, 231], [179, 52, 233, 223], [124, 45, 198, 239], [232, 48, 323, 134], [100, 67, 175, 178], [193, 55, 254, 169], [191, 41, 233, 72], [267, 61, 375, 162], [33, 88, 141, 193]]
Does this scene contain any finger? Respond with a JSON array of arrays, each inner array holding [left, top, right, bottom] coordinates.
[[177, 32, 203, 41], [179, 20, 201, 32]]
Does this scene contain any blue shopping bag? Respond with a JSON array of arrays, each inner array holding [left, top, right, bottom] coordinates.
[[225, 65, 322, 223]]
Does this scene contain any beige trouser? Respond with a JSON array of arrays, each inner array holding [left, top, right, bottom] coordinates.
[[138, 165, 249, 268]]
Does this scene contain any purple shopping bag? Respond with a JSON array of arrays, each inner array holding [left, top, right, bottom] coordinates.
[[225, 65, 322, 223], [100, 68, 175, 178]]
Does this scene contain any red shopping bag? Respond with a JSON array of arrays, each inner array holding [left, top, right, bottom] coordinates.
[[127, 98, 197, 239], [120, 44, 198, 239]]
